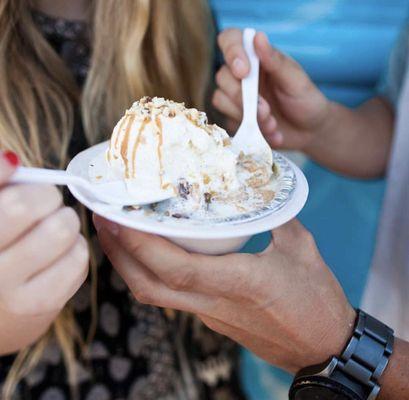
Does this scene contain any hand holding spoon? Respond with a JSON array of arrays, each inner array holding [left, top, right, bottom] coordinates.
[[10, 167, 175, 206], [231, 28, 273, 165]]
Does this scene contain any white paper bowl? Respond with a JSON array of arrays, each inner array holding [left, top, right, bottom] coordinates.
[[67, 142, 309, 255]]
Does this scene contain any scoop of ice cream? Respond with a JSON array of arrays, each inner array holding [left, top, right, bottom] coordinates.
[[106, 97, 241, 203]]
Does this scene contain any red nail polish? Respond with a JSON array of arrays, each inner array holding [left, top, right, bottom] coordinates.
[[3, 151, 20, 167]]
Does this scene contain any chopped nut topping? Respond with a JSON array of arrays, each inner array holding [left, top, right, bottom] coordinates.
[[178, 179, 192, 199], [204, 192, 212, 204], [272, 163, 279, 176]]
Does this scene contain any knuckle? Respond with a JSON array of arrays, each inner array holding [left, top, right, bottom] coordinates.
[[71, 238, 90, 278], [212, 90, 223, 108], [202, 317, 217, 331], [44, 185, 63, 208], [133, 287, 153, 305], [225, 44, 242, 64], [217, 31, 225, 49], [74, 236, 90, 264], [166, 268, 195, 291], [217, 28, 241, 51], [211, 93, 218, 108], [234, 85, 242, 101], [274, 48, 287, 66], [126, 239, 144, 259], [300, 229, 316, 249], [215, 68, 223, 84], [45, 207, 80, 241], [215, 66, 227, 86], [0, 185, 27, 218], [0, 288, 42, 316]]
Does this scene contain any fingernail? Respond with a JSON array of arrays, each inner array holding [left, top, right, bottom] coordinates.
[[233, 58, 246, 73], [3, 151, 20, 167]]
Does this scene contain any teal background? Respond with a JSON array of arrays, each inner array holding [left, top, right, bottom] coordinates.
[[210, 1, 409, 398]]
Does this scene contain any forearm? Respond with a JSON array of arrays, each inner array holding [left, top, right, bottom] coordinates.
[[305, 97, 395, 178], [0, 308, 55, 355], [378, 338, 409, 399]]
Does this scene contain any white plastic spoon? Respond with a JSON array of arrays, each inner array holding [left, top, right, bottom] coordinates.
[[10, 167, 175, 206], [231, 28, 273, 166]]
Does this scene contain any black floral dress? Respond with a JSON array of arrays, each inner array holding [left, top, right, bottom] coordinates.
[[0, 10, 246, 400]]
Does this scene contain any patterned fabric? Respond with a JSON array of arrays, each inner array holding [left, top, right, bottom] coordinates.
[[0, 9, 245, 400], [32, 10, 90, 85]]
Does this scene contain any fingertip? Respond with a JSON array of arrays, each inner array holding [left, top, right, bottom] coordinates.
[[254, 32, 275, 63], [257, 96, 271, 120], [0, 151, 19, 184], [261, 115, 278, 134], [266, 130, 284, 147], [232, 57, 250, 78], [255, 31, 270, 48]]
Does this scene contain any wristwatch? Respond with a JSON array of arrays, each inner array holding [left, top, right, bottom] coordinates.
[[289, 309, 394, 400]]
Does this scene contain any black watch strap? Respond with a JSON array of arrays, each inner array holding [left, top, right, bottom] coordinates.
[[335, 309, 394, 398], [290, 309, 394, 400]]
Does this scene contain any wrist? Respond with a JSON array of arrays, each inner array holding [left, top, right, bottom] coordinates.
[[290, 310, 395, 400], [302, 100, 342, 157], [296, 305, 357, 372]]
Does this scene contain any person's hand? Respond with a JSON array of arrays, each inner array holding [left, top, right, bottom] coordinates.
[[213, 29, 331, 152], [95, 216, 356, 373], [0, 152, 89, 318]]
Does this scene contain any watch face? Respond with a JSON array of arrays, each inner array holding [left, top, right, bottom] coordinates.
[[293, 386, 350, 400]]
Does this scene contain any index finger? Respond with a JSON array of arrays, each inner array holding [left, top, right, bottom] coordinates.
[[218, 28, 250, 78], [94, 216, 250, 297]]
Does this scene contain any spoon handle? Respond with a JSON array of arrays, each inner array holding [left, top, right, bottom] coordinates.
[[11, 167, 85, 187], [241, 28, 259, 125]]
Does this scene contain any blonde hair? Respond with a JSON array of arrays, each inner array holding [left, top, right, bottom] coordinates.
[[0, 0, 213, 397]]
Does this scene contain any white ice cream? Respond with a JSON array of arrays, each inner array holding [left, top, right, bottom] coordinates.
[[106, 97, 240, 204], [91, 96, 277, 221]]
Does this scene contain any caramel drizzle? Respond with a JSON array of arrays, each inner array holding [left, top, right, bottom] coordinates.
[[107, 116, 129, 163], [130, 118, 149, 179], [114, 116, 129, 150], [155, 116, 165, 188], [121, 114, 136, 179]]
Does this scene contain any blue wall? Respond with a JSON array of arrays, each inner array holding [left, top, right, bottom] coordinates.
[[211, 1, 409, 399]]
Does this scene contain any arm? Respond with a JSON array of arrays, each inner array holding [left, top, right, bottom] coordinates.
[[305, 97, 394, 178], [213, 29, 395, 179], [0, 152, 89, 355], [379, 338, 409, 399]]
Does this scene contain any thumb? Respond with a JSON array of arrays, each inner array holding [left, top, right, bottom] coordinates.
[[0, 151, 19, 186], [255, 32, 314, 97]]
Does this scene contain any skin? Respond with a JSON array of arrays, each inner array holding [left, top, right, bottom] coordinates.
[[0, 155, 89, 355], [93, 28, 409, 398]]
